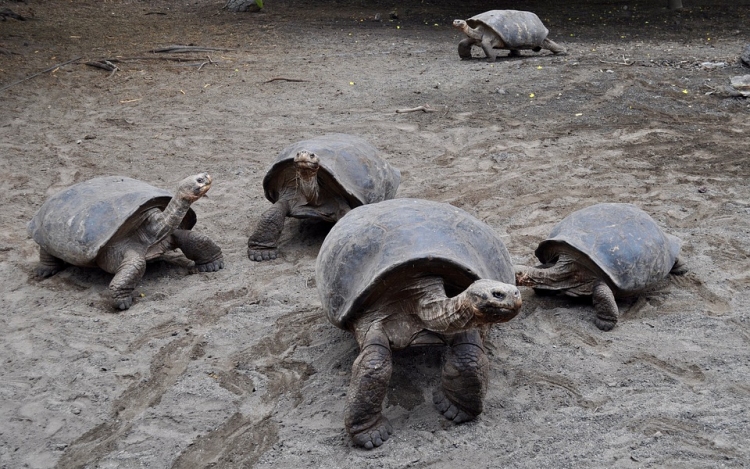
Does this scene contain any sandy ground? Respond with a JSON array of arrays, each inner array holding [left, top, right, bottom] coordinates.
[[1, 0, 749, 467]]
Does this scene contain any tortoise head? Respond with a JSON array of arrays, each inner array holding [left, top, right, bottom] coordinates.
[[464, 279, 522, 324], [175, 172, 213, 203], [452, 19, 467, 30], [294, 150, 321, 202], [294, 150, 320, 174]]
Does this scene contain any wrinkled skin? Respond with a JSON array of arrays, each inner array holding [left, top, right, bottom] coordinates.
[[345, 277, 522, 449], [515, 251, 686, 331], [34, 173, 224, 310], [247, 151, 349, 261]]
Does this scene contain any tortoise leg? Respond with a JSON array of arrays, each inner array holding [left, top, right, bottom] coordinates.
[[480, 37, 498, 62], [172, 229, 224, 273], [592, 281, 618, 331], [670, 256, 688, 276], [434, 328, 488, 423], [508, 49, 522, 57], [458, 38, 474, 59], [35, 248, 67, 278], [345, 327, 393, 449], [542, 38, 566, 55], [108, 250, 146, 311], [247, 200, 290, 262]]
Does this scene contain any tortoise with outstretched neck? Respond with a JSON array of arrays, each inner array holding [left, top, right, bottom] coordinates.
[[316, 198, 522, 449], [247, 133, 400, 261], [28, 174, 224, 310], [515, 203, 685, 331], [453, 10, 565, 61]]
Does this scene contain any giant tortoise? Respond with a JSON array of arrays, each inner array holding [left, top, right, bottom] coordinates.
[[316, 198, 522, 449], [247, 133, 400, 261], [453, 10, 566, 61], [28, 174, 224, 310], [515, 203, 685, 331]]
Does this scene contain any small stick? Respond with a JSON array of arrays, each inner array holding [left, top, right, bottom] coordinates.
[[598, 55, 634, 66], [96, 56, 211, 63], [264, 77, 308, 83], [395, 105, 437, 113], [0, 56, 82, 93], [150, 45, 234, 53], [197, 55, 218, 71]]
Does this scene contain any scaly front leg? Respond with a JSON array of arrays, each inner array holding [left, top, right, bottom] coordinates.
[[434, 328, 488, 423], [345, 327, 393, 449], [592, 280, 618, 331], [108, 250, 146, 310], [172, 229, 224, 273], [247, 199, 290, 262]]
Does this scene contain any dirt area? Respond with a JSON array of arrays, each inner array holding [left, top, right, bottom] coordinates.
[[1, 0, 749, 467]]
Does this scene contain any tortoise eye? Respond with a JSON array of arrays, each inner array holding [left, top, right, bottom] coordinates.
[[492, 291, 506, 300], [197, 177, 205, 184]]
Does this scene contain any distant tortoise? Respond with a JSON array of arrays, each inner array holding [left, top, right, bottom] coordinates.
[[316, 198, 522, 449], [247, 133, 400, 261], [515, 203, 685, 331], [28, 174, 224, 310], [452, 10, 566, 61]]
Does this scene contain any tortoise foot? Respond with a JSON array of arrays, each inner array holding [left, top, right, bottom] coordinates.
[[594, 316, 617, 331], [190, 257, 225, 273], [248, 247, 278, 262], [433, 390, 477, 423], [112, 295, 133, 311], [34, 264, 64, 278], [350, 416, 393, 449]]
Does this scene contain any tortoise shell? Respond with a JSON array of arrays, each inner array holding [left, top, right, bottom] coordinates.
[[263, 133, 400, 216], [467, 10, 549, 49], [316, 198, 514, 329], [535, 203, 682, 294], [28, 176, 196, 266]]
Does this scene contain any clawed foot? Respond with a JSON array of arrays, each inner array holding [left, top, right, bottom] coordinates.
[[34, 265, 64, 278], [350, 416, 393, 450], [112, 294, 133, 311], [594, 317, 616, 331], [190, 257, 225, 273], [433, 390, 477, 423], [248, 247, 278, 262]]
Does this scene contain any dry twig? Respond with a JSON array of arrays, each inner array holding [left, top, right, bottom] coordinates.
[[197, 55, 217, 71], [85, 60, 120, 78], [264, 77, 308, 83], [0, 56, 82, 93], [598, 55, 634, 66], [395, 105, 437, 113], [150, 45, 234, 53]]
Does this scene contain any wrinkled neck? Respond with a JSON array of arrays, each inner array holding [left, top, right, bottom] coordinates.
[[515, 252, 598, 296], [462, 24, 482, 40], [151, 196, 191, 241], [296, 172, 319, 204], [417, 278, 474, 332]]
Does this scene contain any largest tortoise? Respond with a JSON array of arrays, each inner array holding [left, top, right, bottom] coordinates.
[[316, 198, 522, 449], [247, 133, 400, 261], [453, 10, 566, 61], [28, 174, 224, 310], [515, 203, 685, 330]]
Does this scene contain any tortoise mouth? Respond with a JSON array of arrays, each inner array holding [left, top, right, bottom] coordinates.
[[480, 304, 521, 323]]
